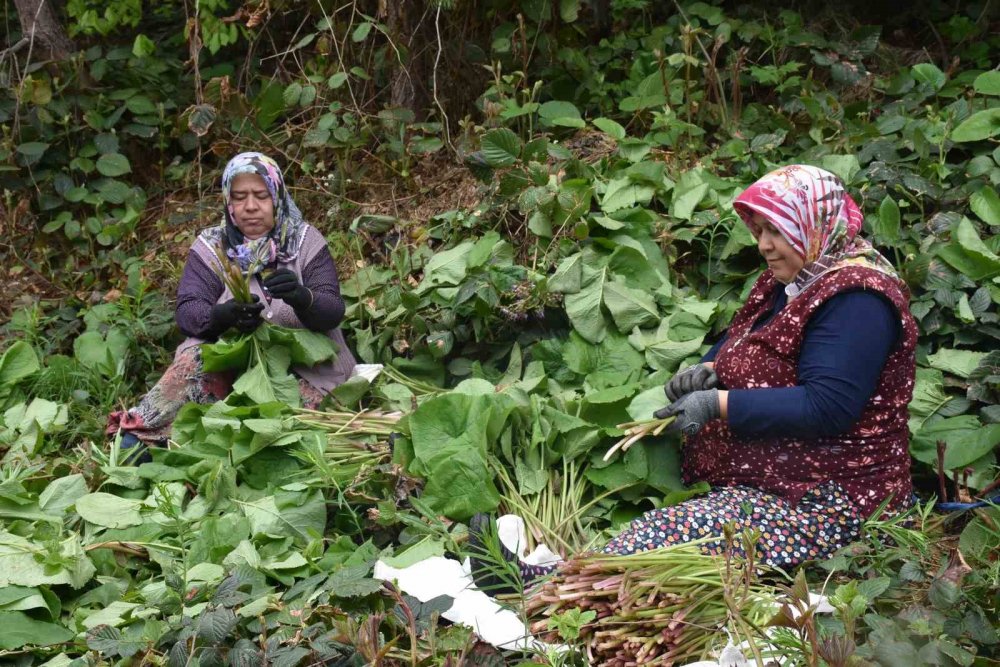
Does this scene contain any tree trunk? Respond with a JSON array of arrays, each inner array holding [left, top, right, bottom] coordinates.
[[386, 0, 428, 120], [13, 0, 75, 61]]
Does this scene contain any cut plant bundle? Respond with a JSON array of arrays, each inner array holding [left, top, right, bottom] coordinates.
[[290, 408, 401, 485], [210, 241, 266, 303], [603, 416, 676, 461], [524, 539, 775, 666]]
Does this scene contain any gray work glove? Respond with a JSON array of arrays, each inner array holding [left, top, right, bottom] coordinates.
[[654, 389, 721, 437], [664, 363, 718, 402]]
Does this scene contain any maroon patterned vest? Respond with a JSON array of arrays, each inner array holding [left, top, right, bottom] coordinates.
[[682, 266, 918, 517]]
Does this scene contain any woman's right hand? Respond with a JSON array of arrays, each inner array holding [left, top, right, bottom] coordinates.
[[664, 363, 718, 402], [211, 296, 264, 334]]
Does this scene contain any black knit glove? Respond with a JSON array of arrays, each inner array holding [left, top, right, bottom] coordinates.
[[210, 296, 264, 334], [664, 363, 718, 402], [655, 389, 721, 437], [262, 269, 313, 310]]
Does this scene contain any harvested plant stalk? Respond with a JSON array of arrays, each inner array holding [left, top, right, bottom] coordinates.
[[290, 409, 402, 484], [603, 416, 675, 461], [524, 539, 773, 666]]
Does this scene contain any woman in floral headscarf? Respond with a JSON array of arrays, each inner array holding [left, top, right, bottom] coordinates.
[[472, 165, 917, 590], [108, 152, 356, 448]]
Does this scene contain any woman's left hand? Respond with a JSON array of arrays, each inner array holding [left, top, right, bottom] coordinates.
[[655, 389, 721, 436], [262, 269, 313, 309]]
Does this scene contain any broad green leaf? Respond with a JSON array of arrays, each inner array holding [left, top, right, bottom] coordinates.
[[0, 532, 95, 588], [298, 84, 317, 107], [563, 331, 644, 389], [927, 348, 987, 379], [602, 177, 655, 213], [643, 337, 704, 372], [379, 537, 446, 569], [236, 358, 300, 407], [0, 586, 47, 612], [2, 398, 69, 457], [819, 155, 861, 184], [76, 493, 143, 528], [410, 136, 443, 154], [38, 473, 88, 515], [481, 128, 521, 167], [565, 264, 608, 343], [856, 576, 892, 602], [352, 21, 373, 42], [240, 488, 326, 544], [937, 217, 1000, 280], [960, 509, 1000, 561], [592, 117, 626, 139], [0, 612, 73, 649], [86, 624, 146, 658], [911, 416, 1000, 469], [559, 0, 580, 21], [875, 197, 900, 241], [538, 100, 585, 128], [80, 601, 142, 630], [266, 326, 338, 366], [96, 153, 131, 177], [627, 385, 669, 421], [407, 393, 502, 520], [0, 498, 61, 524], [973, 71, 1000, 95], [0, 341, 40, 391], [196, 607, 238, 644], [608, 245, 667, 292], [328, 565, 384, 597], [970, 186, 1000, 226], [200, 336, 252, 372], [586, 444, 647, 490], [73, 329, 129, 372], [132, 34, 155, 57], [670, 177, 709, 221], [283, 82, 303, 108], [417, 240, 474, 290], [16, 142, 49, 159], [303, 127, 331, 147], [629, 321, 705, 371], [911, 63, 946, 91], [957, 293, 975, 323], [125, 95, 156, 115], [549, 253, 583, 294], [951, 108, 1000, 142], [908, 368, 950, 433], [603, 279, 659, 331]]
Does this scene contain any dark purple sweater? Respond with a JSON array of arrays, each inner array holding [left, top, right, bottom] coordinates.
[[175, 248, 346, 339]]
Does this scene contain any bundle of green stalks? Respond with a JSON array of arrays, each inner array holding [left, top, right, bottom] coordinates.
[[604, 416, 676, 461], [290, 409, 402, 485], [291, 407, 402, 437], [524, 539, 774, 666]]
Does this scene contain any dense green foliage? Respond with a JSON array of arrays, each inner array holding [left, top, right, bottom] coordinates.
[[2, 1, 999, 665]]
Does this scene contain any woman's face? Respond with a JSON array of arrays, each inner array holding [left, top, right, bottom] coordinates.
[[747, 213, 804, 284], [229, 173, 275, 240]]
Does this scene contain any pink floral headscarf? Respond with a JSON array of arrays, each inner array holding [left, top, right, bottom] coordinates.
[[733, 165, 897, 298]]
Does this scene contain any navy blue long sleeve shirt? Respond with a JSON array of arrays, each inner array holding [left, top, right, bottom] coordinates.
[[702, 289, 900, 440]]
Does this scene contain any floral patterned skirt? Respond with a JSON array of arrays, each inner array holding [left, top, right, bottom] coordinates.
[[520, 482, 863, 581], [107, 346, 325, 443]]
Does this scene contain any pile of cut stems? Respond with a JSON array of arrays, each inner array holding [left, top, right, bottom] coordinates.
[[291, 408, 402, 485], [524, 538, 773, 666]]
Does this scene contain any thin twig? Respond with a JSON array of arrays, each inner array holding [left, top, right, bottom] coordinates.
[[432, 3, 456, 156]]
